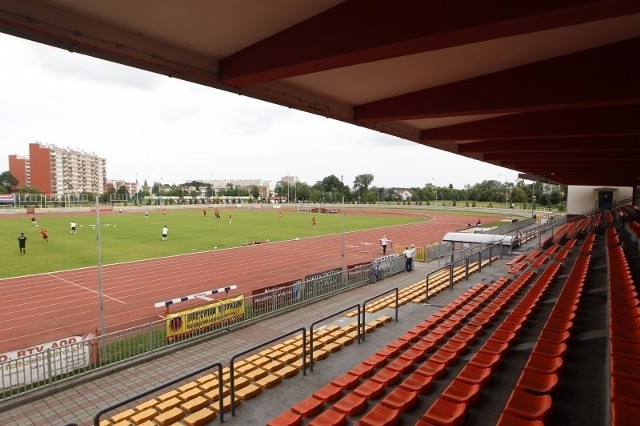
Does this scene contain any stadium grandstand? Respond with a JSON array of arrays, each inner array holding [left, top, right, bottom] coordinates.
[[0, 2, 639, 425]]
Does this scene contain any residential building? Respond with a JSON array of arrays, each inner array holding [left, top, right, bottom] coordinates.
[[107, 180, 138, 197], [207, 179, 271, 200], [7, 154, 30, 188], [8, 143, 107, 195]]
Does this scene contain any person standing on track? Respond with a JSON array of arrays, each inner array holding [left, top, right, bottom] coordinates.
[[18, 232, 27, 254], [162, 225, 168, 241], [381, 235, 388, 255]]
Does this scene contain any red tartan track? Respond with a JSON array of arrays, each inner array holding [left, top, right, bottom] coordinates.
[[0, 210, 498, 352]]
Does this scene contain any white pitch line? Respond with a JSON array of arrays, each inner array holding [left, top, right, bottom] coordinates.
[[48, 273, 126, 304]]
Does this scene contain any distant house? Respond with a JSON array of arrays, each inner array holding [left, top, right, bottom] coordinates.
[[394, 189, 413, 201]]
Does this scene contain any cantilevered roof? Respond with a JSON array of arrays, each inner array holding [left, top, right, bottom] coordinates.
[[1, 0, 639, 187]]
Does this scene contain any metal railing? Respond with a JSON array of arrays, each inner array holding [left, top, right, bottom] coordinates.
[[93, 362, 225, 425], [0, 257, 406, 403]]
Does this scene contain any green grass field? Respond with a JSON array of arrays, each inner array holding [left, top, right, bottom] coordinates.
[[0, 207, 424, 279]]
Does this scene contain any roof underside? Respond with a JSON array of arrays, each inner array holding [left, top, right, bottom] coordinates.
[[1, 0, 639, 187]]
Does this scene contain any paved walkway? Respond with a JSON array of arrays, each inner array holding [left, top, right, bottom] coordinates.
[[0, 247, 517, 426]]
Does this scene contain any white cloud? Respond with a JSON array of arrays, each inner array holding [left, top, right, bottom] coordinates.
[[0, 34, 519, 189]]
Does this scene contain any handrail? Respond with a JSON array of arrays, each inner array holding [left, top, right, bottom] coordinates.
[[360, 288, 399, 343], [93, 362, 225, 425], [424, 238, 501, 301], [310, 304, 361, 370], [229, 327, 306, 416]]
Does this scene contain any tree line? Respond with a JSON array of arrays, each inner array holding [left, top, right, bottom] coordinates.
[[1, 170, 565, 208]]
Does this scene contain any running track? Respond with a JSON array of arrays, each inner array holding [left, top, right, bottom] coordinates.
[[0, 211, 497, 352]]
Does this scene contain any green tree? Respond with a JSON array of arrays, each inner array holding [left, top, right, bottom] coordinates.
[[17, 185, 41, 194], [353, 173, 374, 195], [314, 175, 348, 202], [0, 171, 18, 193], [250, 185, 260, 200]]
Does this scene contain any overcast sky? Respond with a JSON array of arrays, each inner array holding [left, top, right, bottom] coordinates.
[[0, 34, 520, 190]]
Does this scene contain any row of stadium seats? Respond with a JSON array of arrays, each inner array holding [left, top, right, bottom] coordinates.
[[268, 218, 598, 425], [97, 316, 394, 425], [606, 224, 640, 425]]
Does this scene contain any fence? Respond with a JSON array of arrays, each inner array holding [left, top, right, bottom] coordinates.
[[0, 256, 405, 402]]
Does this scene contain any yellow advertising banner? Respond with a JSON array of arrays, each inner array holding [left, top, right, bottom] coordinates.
[[165, 295, 245, 339]]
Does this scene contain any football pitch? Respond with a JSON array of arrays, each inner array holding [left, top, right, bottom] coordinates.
[[0, 207, 424, 279]]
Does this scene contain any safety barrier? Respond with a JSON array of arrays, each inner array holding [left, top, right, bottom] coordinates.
[[0, 259, 406, 402]]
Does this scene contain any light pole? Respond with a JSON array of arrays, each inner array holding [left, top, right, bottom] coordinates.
[[431, 178, 438, 211], [531, 195, 536, 218], [498, 173, 508, 209], [322, 184, 328, 204], [95, 195, 106, 347]]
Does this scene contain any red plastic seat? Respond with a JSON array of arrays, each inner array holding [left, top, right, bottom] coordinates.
[[358, 404, 400, 426], [399, 347, 425, 364], [611, 338, 640, 360], [469, 350, 502, 370], [430, 348, 457, 367], [496, 412, 543, 426], [380, 386, 419, 412], [413, 338, 436, 354], [515, 370, 559, 395], [503, 389, 552, 421], [612, 401, 640, 426], [609, 327, 640, 343], [458, 323, 483, 339], [387, 355, 413, 373], [525, 353, 563, 375], [332, 393, 367, 416], [543, 318, 573, 333], [415, 360, 447, 379], [496, 321, 523, 335], [291, 395, 324, 417], [349, 363, 375, 378], [440, 378, 481, 406], [313, 383, 343, 403], [363, 353, 388, 368], [457, 364, 492, 388], [308, 408, 347, 426], [611, 355, 640, 381], [424, 331, 446, 345], [421, 398, 467, 426], [267, 410, 303, 426], [480, 340, 509, 356], [538, 329, 570, 344], [611, 375, 640, 408], [399, 372, 433, 394], [376, 346, 400, 359], [531, 341, 567, 358], [489, 329, 517, 345], [441, 339, 468, 356], [332, 372, 360, 390], [387, 337, 410, 351], [369, 366, 403, 387], [353, 379, 386, 400]]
